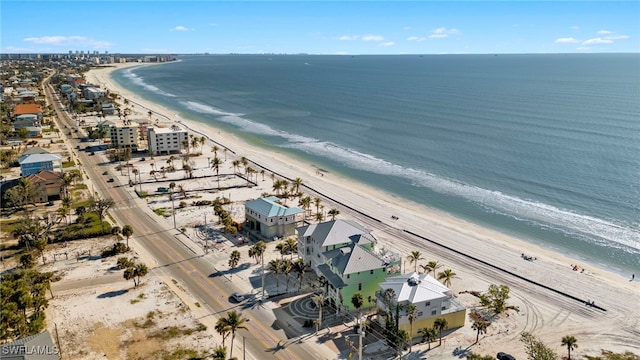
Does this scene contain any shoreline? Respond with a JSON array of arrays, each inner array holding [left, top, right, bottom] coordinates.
[[86, 62, 639, 355]]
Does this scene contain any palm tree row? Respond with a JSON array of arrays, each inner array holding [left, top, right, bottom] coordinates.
[[215, 310, 247, 359], [268, 258, 308, 292], [406, 251, 459, 287]]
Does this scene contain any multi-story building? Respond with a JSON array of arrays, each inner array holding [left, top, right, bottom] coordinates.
[[18, 153, 63, 176], [147, 126, 188, 155], [110, 123, 139, 150], [376, 272, 467, 338], [297, 219, 401, 312], [82, 87, 105, 100], [244, 196, 304, 239]]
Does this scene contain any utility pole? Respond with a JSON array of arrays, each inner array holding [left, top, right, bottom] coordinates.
[[261, 253, 265, 299]]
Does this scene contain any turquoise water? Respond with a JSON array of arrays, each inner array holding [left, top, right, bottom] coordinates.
[[112, 54, 640, 276]]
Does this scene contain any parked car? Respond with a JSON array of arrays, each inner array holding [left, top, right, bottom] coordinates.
[[230, 293, 245, 303], [497, 352, 516, 360], [107, 178, 114, 183], [102, 171, 109, 175]]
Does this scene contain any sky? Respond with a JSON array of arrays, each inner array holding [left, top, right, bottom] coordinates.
[[2, 1, 639, 55]]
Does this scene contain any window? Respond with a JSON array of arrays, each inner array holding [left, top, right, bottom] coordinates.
[[346, 274, 350, 279], [370, 270, 374, 275], [358, 283, 362, 291], [431, 309, 437, 316], [417, 312, 423, 317], [425, 301, 431, 306], [441, 306, 446, 311]]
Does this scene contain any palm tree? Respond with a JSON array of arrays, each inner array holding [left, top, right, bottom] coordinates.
[[314, 197, 322, 215], [228, 250, 241, 270], [169, 182, 176, 228], [437, 269, 458, 287], [561, 335, 578, 360], [232, 160, 240, 174], [407, 304, 417, 352], [269, 259, 283, 288], [223, 310, 248, 359], [212, 145, 219, 158], [433, 318, 448, 346], [110, 226, 121, 243], [419, 327, 438, 350], [215, 319, 230, 347], [407, 251, 424, 273], [298, 196, 312, 218], [471, 317, 488, 344], [327, 208, 340, 221], [212, 345, 227, 360], [293, 177, 303, 193], [282, 259, 293, 292], [210, 157, 222, 189], [315, 212, 324, 223], [351, 292, 364, 323], [121, 225, 134, 248], [293, 259, 308, 291], [424, 260, 442, 276], [313, 293, 325, 333]]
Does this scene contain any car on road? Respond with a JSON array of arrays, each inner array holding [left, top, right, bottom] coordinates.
[[230, 292, 245, 303], [102, 171, 109, 175], [497, 352, 516, 360], [107, 178, 114, 183]]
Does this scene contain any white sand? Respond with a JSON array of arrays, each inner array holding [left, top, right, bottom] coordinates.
[[84, 63, 640, 358]]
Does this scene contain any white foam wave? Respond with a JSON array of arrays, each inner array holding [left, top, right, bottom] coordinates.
[[183, 105, 640, 253], [123, 69, 175, 97], [182, 101, 242, 117]]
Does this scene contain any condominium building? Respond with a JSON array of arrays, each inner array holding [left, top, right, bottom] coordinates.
[[110, 124, 139, 150], [147, 126, 188, 155]]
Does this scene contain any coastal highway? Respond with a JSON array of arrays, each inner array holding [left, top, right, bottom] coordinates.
[[44, 80, 324, 360]]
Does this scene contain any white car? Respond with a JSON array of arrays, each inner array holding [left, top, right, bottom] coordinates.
[[230, 292, 245, 303]]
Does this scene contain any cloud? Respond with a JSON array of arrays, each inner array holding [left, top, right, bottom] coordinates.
[[555, 37, 580, 44], [172, 26, 192, 32], [407, 36, 427, 42], [379, 42, 395, 47], [362, 34, 384, 41], [209, 23, 217, 27], [581, 32, 629, 45], [582, 38, 614, 45], [403, 26, 411, 31], [338, 35, 359, 41], [428, 27, 460, 39], [570, 26, 580, 30], [23, 36, 111, 48]]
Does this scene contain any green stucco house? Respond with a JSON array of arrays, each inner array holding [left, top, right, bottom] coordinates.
[[297, 219, 401, 312]]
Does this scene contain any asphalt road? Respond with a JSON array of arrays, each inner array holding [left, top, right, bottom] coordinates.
[[44, 79, 324, 360]]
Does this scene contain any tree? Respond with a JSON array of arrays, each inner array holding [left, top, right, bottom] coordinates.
[[212, 345, 227, 360], [248, 241, 266, 264], [229, 250, 241, 270], [20, 253, 35, 268], [292, 259, 308, 291], [351, 292, 364, 322], [419, 327, 438, 350], [117, 257, 134, 269], [327, 208, 340, 221], [111, 226, 121, 243], [293, 177, 303, 193], [268, 259, 283, 288], [215, 319, 230, 347], [89, 196, 115, 232], [422, 260, 442, 276], [121, 225, 134, 248], [282, 259, 293, 292], [479, 284, 510, 315], [313, 294, 325, 333], [437, 269, 458, 287], [584, 350, 639, 360], [221, 310, 247, 359], [407, 251, 424, 273], [470, 315, 489, 344], [520, 332, 558, 360], [134, 263, 148, 287], [561, 335, 578, 360], [433, 318, 448, 346], [211, 156, 222, 189], [406, 304, 418, 352]]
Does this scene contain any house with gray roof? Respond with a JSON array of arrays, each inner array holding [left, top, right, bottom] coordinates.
[[18, 153, 62, 177], [297, 219, 401, 311], [244, 196, 304, 239], [0, 331, 60, 359]]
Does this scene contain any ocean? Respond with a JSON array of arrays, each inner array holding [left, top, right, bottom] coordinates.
[[111, 54, 640, 277]]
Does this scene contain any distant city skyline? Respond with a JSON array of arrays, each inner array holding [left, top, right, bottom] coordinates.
[[2, 1, 638, 55]]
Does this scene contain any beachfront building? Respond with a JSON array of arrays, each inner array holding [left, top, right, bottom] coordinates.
[[18, 152, 63, 176], [297, 219, 402, 312], [110, 123, 139, 150], [82, 87, 106, 100], [12, 103, 43, 121], [244, 196, 304, 240], [26, 170, 63, 202], [376, 272, 466, 338], [147, 126, 188, 155]]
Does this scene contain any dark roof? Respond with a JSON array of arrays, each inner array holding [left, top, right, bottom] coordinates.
[[0, 331, 59, 360]]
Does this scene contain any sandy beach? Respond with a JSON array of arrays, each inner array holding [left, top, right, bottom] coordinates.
[[84, 62, 640, 358]]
